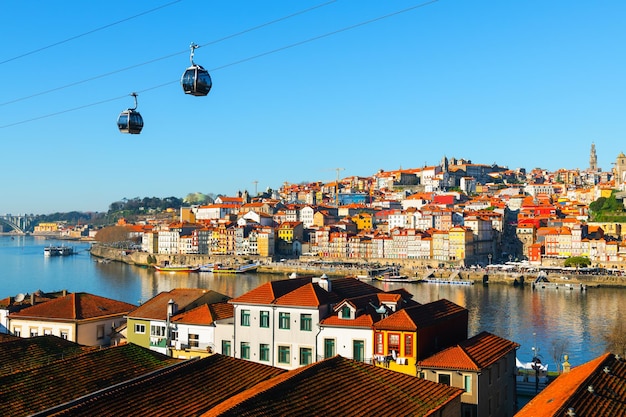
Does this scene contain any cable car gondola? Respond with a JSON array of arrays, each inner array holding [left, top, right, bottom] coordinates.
[[117, 92, 143, 134], [181, 42, 212, 96]]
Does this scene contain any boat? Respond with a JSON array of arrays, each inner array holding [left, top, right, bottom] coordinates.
[[532, 271, 586, 291], [153, 264, 200, 273], [44, 245, 74, 257], [212, 262, 260, 274], [198, 263, 214, 272], [420, 278, 474, 286], [375, 273, 420, 283]]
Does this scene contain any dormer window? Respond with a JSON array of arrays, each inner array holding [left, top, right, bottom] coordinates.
[[341, 306, 351, 319]]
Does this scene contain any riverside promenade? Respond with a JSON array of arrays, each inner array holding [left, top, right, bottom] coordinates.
[[89, 244, 626, 288]]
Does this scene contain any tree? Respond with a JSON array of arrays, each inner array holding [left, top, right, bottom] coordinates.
[[604, 315, 626, 357], [564, 256, 591, 268], [94, 226, 131, 244]]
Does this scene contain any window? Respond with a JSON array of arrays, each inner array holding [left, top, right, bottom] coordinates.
[[13, 328, 21, 337], [43, 329, 52, 335], [241, 309, 250, 326], [278, 346, 290, 364], [464, 375, 472, 392], [260, 344, 270, 362], [60, 330, 68, 340], [438, 373, 451, 386], [341, 306, 351, 319], [353, 340, 365, 362], [30, 329, 38, 337], [300, 347, 313, 365], [260, 310, 270, 328], [300, 314, 312, 331], [279, 312, 290, 329], [134, 324, 146, 334], [222, 340, 231, 356], [189, 333, 199, 348], [375, 332, 384, 355], [388, 333, 400, 355], [96, 325, 105, 340], [324, 338, 335, 359], [419, 371, 425, 379], [150, 325, 166, 337], [404, 334, 413, 357], [241, 342, 250, 359]]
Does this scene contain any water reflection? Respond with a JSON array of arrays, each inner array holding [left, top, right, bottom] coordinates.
[[371, 281, 617, 370]]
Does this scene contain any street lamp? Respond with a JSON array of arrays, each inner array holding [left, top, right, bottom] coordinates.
[[488, 254, 492, 265]]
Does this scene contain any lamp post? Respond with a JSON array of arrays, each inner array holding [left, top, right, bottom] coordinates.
[[488, 254, 492, 265], [166, 298, 175, 357]]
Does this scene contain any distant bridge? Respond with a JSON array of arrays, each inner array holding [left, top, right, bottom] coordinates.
[[0, 214, 36, 234]]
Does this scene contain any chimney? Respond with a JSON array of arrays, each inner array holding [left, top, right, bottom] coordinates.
[[62, 289, 67, 297], [31, 293, 35, 306], [318, 274, 331, 292], [167, 299, 177, 316]]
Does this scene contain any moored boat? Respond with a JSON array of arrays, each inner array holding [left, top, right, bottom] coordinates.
[[212, 262, 260, 274], [153, 264, 200, 273], [44, 245, 74, 257]]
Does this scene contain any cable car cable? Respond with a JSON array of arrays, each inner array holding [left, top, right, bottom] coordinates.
[[0, 0, 184, 66], [0, 0, 439, 129], [0, 0, 338, 108]]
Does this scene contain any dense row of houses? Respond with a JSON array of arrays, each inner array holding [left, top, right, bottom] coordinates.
[[123, 174, 626, 268]]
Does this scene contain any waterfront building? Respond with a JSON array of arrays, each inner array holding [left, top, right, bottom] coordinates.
[[169, 301, 233, 359], [229, 276, 382, 370], [317, 291, 417, 363], [372, 299, 468, 376], [417, 331, 520, 417], [7, 292, 135, 347], [126, 288, 230, 355]]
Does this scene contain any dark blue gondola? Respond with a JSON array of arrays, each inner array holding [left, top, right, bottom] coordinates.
[[117, 92, 143, 134], [181, 43, 212, 96]]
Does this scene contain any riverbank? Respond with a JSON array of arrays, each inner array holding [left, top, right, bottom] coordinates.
[[89, 245, 626, 287]]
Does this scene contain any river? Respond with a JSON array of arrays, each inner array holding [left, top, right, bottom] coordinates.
[[0, 235, 619, 371]]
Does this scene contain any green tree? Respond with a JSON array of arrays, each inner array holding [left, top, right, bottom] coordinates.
[[564, 256, 591, 268]]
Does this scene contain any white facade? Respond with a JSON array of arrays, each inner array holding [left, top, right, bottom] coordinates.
[[9, 316, 124, 347]]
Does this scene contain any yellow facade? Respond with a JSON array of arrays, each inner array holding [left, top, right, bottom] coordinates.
[[373, 329, 417, 376]]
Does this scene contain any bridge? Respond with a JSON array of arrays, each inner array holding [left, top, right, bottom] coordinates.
[[0, 214, 36, 234]]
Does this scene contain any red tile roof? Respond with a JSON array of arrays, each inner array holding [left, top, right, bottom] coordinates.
[[516, 352, 626, 417], [129, 289, 229, 320], [374, 299, 467, 331], [0, 335, 94, 377], [417, 331, 519, 371], [9, 292, 135, 320], [201, 356, 463, 416], [171, 302, 234, 325], [38, 354, 285, 417], [0, 344, 179, 416]]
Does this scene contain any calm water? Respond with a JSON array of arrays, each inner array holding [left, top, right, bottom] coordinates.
[[0, 236, 620, 370]]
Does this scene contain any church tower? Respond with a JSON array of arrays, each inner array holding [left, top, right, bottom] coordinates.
[[614, 152, 626, 187], [589, 143, 598, 172]]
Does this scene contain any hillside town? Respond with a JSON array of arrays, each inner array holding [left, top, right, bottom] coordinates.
[[33, 146, 626, 272]]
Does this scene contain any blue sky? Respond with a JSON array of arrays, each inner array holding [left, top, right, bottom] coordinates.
[[1, 1, 625, 215]]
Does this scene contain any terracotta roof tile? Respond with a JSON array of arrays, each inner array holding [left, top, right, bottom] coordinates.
[[0, 344, 178, 416], [417, 331, 519, 371], [171, 302, 233, 325], [129, 289, 229, 320], [201, 356, 463, 416], [39, 354, 285, 416], [516, 352, 626, 417], [9, 292, 135, 320], [374, 299, 467, 331], [0, 335, 94, 377]]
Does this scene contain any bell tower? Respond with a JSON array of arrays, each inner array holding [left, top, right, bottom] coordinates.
[[589, 143, 598, 172]]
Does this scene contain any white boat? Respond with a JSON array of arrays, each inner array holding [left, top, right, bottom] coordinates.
[[44, 245, 74, 257]]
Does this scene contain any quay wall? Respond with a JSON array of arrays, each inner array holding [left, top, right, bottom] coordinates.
[[89, 245, 626, 287]]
